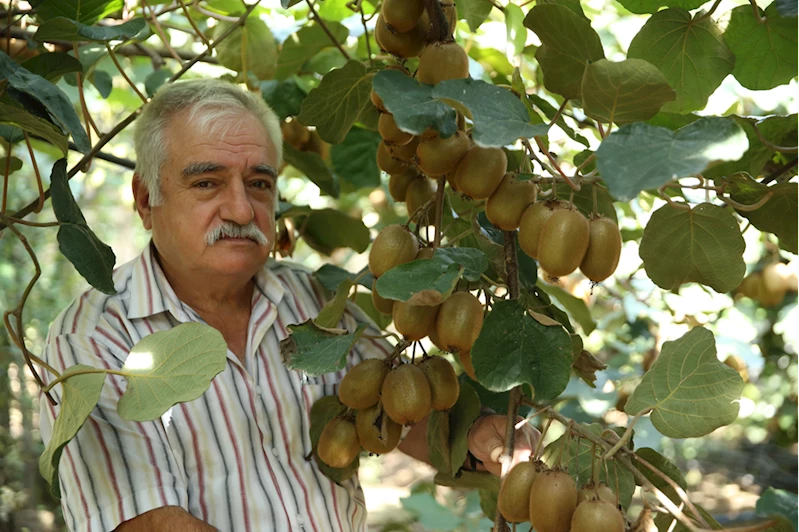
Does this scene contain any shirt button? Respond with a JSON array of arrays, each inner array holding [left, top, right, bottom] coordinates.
[[255, 386, 263, 394], [297, 516, 305, 526], [272, 447, 280, 456]]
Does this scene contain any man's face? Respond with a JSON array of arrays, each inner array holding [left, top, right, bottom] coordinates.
[[135, 109, 279, 281]]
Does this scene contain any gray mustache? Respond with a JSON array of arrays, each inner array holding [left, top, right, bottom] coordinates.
[[205, 222, 269, 246]]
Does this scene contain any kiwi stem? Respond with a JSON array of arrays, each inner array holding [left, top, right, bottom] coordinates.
[[591, 184, 598, 218], [357, 1, 374, 67], [533, 137, 580, 191], [305, 0, 351, 60], [718, 189, 774, 211], [424, 0, 450, 42], [533, 416, 553, 460], [548, 99, 569, 128], [433, 175, 446, 248], [603, 407, 650, 460], [590, 441, 597, 484], [491, 385, 521, 532]]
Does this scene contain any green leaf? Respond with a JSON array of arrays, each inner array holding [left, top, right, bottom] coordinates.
[[724, 3, 798, 91], [776, 0, 798, 17], [654, 505, 723, 531], [537, 0, 587, 18], [353, 292, 392, 330], [298, 61, 372, 145], [757, 488, 798, 531], [0, 156, 23, 175], [144, 69, 172, 98], [402, 492, 462, 530], [449, 381, 481, 474], [634, 448, 688, 504], [456, 0, 493, 31], [214, 17, 278, 80], [625, 327, 744, 438], [372, 70, 457, 138], [283, 143, 339, 197], [331, 127, 382, 191], [471, 300, 572, 398], [554, 182, 617, 223], [314, 264, 374, 292], [375, 259, 462, 305], [432, 79, 549, 147], [596, 117, 749, 201], [39, 364, 105, 498], [537, 281, 596, 335], [505, 4, 527, 56], [89, 69, 112, 98], [32, 0, 123, 24], [639, 202, 746, 293], [434, 470, 500, 491], [434, 247, 488, 283], [309, 395, 359, 483], [427, 410, 452, 475], [616, 0, 709, 15], [261, 78, 306, 120], [727, 175, 797, 254], [34, 17, 146, 42], [276, 23, 349, 80], [0, 101, 68, 155], [293, 208, 370, 255], [281, 320, 368, 375], [581, 58, 675, 125], [628, 8, 734, 113], [117, 323, 228, 421], [523, 4, 605, 99], [315, 279, 354, 328], [527, 93, 590, 147], [20, 52, 82, 82], [0, 51, 90, 153], [543, 423, 636, 508]]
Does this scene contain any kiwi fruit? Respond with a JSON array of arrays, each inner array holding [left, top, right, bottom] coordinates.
[[379, 113, 413, 145], [428, 323, 447, 351], [529, 469, 578, 532], [377, 141, 411, 175], [416, 247, 436, 260], [579, 217, 622, 283], [382, 0, 425, 33], [736, 272, 762, 300], [317, 417, 361, 468], [304, 129, 330, 160], [454, 146, 507, 200], [435, 291, 483, 353], [458, 350, 477, 379], [632, 508, 658, 532], [374, 13, 428, 59], [381, 363, 432, 424], [758, 271, 786, 307], [369, 224, 420, 277], [416, 131, 470, 176], [570, 499, 624, 532], [537, 209, 590, 278], [355, 404, 402, 454], [418, 356, 459, 410], [393, 300, 440, 341], [372, 65, 410, 112], [338, 358, 390, 409], [518, 200, 563, 259], [498, 461, 539, 523], [486, 174, 537, 231], [724, 354, 749, 382], [405, 177, 437, 217], [763, 262, 791, 294], [372, 279, 396, 315], [577, 481, 616, 505], [281, 119, 310, 150], [390, 136, 421, 162], [417, 42, 470, 85], [388, 168, 423, 202]]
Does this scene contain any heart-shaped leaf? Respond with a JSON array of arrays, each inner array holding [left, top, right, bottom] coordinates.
[[375, 258, 462, 305], [372, 70, 457, 138], [34, 17, 147, 42], [281, 320, 368, 376]]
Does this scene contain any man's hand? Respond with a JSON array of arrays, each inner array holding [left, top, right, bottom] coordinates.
[[115, 506, 217, 531], [466, 414, 540, 476]]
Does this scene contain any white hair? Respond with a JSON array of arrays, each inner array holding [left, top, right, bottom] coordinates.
[[134, 79, 283, 206]]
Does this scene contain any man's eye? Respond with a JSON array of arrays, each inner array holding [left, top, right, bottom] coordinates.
[[195, 181, 213, 188], [252, 180, 273, 190]]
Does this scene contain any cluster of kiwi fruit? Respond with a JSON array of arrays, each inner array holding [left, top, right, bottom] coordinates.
[[498, 461, 625, 532], [735, 261, 797, 307], [280, 118, 330, 160]]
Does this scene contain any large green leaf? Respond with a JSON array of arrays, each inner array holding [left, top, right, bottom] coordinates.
[[724, 3, 798, 91], [331, 127, 381, 190], [448, 381, 481, 475], [431, 79, 549, 147], [375, 258, 462, 305], [471, 299, 572, 398], [261, 79, 307, 120], [628, 9, 734, 113], [309, 396, 359, 483], [756, 488, 798, 531], [298, 61, 372, 144], [537, 281, 596, 335], [595, 117, 748, 200], [34, 17, 146, 42], [117, 323, 228, 421], [0, 51, 90, 153], [281, 320, 368, 375], [372, 70, 457, 138], [314, 264, 374, 292], [0, 101, 68, 155], [616, 0, 709, 15], [214, 17, 278, 80], [639, 203, 746, 293], [776, 0, 797, 17], [293, 208, 370, 255], [282, 143, 339, 197], [554, 182, 617, 223], [427, 410, 452, 475], [523, 4, 605, 99], [434, 247, 488, 282], [456, 0, 493, 31], [625, 327, 744, 438], [315, 278, 354, 329], [727, 176, 798, 254], [20, 52, 82, 82], [32, 0, 123, 24], [634, 448, 688, 504], [275, 23, 349, 80], [39, 365, 106, 498], [505, 4, 527, 56], [0, 156, 23, 175], [580, 58, 675, 125]]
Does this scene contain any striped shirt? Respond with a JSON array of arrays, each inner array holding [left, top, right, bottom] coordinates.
[[38, 242, 392, 532]]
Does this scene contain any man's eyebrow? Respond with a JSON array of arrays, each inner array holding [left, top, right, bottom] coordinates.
[[182, 162, 225, 178], [252, 164, 278, 178]]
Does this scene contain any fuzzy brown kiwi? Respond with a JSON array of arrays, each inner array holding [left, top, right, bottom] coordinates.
[[579, 217, 622, 283], [417, 356, 459, 410], [736, 272, 762, 300], [338, 358, 390, 409], [417, 42, 470, 85], [416, 131, 470, 176], [724, 354, 749, 382], [281, 119, 310, 150], [498, 461, 540, 523], [486, 174, 537, 231], [454, 146, 507, 200], [371, 65, 410, 112], [517, 200, 563, 259], [435, 291, 483, 353], [758, 271, 786, 307], [390, 136, 421, 162], [388, 168, 423, 202], [529, 469, 578, 532], [317, 417, 361, 468], [304, 129, 330, 160], [393, 300, 440, 341], [355, 404, 402, 454], [374, 13, 428, 59], [369, 224, 420, 277], [570, 499, 625, 532], [381, 363, 432, 424], [458, 350, 476, 379], [405, 177, 437, 217], [382, 0, 425, 33], [537, 209, 590, 278], [379, 113, 413, 145], [371, 279, 396, 315], [377, 141, 411, 175], [416, 247, 436, 260], [577, 481, 617, 505]]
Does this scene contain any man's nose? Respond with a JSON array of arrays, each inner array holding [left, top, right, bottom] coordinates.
[[220, 180, 254, 224]]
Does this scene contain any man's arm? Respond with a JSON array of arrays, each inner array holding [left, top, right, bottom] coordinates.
[[115, 506, 217, 532]]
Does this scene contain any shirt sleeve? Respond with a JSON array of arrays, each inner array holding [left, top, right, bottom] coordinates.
[[39, 333, 188, 532]]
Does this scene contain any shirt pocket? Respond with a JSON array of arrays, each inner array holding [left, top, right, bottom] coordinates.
[[298, 369, 346, 454]]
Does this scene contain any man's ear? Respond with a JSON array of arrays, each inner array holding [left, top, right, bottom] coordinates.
[[132, 174, 153, 231]]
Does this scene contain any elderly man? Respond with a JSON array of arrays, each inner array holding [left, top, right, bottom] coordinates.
[[38, 79, 537, 532]]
